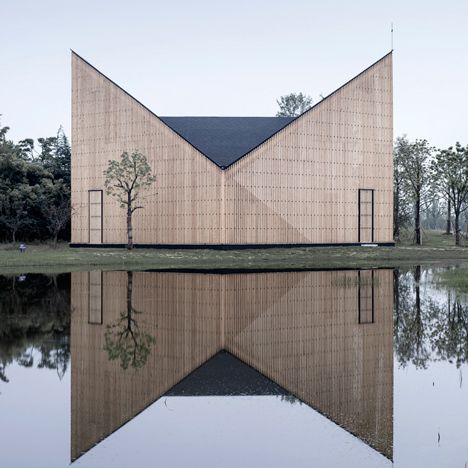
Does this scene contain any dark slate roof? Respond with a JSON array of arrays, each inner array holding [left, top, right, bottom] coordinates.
[[160, 116, 295, 168], [165, 351, 290, 396]]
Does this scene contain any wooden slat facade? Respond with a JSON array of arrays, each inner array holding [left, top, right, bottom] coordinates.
[[71, 269, 393, 461], [71, 52, 393, 246]]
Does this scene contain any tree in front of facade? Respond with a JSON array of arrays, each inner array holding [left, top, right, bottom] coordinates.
[[276, 92, 313, 117], [432, 143, 468, 246], [103, 151, 156, 250]]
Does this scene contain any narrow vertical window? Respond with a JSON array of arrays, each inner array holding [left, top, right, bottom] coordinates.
[[358, 189, 374, 243], [89, 190, 103, 244], [358, 270, 374, 324], [88, 270, 103, 324]]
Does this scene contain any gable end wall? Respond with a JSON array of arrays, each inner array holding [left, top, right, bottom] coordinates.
[[71, 53, 393, 245]]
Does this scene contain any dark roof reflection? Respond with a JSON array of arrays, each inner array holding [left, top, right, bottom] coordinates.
[[166, 350, 289, 397]]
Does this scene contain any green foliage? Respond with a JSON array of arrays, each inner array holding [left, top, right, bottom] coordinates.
[[104, 150, 155, 210], [104, 310, 156, 370], [104, 150, 156, 249], [394, 136, 468, 244], [394, 136, 435, 244], [0, 273, 71, 382], [394, 267, 468, 369], [276, 92, 313, 117], [38, 126, 71, 185], [432, 143, 468, 245], [393, 136, 413, 238], [40, 179, 72, 247], [104, 272, 156, 369], [0, 123, 71, 243], [397, 138, 434, 200]]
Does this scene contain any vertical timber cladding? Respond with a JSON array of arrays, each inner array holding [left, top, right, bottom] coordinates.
[[225, 53, 393, 245], [71, 53, 222, 245], [72, 52, 393, 246]]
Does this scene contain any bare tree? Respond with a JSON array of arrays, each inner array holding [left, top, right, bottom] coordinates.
[[42, 188, 72, 248], [103, 151, 155, 250]]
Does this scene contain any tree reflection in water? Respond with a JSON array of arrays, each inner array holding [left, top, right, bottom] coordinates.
[[0, 273, 70, 383], [1, 266, 468, 381], [394, 265, 468, 369], [104, 271, 156, 370]]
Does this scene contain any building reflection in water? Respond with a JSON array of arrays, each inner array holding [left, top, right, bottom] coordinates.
[[71, 269, 393, 462]]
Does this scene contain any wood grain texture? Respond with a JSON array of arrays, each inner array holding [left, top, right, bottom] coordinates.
[[71, 269, 393, 461], [71, 53, 393, 245]]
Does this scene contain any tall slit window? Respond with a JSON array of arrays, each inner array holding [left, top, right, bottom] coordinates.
[[358, 189, 374, 243], [89, 190, 103, 244], [358, 270, 375, 324], [88, 270, 103, 324]]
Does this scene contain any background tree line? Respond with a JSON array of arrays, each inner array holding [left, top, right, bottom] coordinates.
[[0, 122, 71, 245], [394, 266, 468, 369], [394, 136, 468, 246]]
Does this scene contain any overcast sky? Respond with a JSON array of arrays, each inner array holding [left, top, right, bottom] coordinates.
[[1, 0, 467, 148]]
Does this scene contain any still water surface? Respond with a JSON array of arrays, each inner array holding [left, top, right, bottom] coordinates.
[[0, 268, 467, 467]]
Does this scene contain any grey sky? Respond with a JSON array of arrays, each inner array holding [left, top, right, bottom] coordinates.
[[1, 0, 467, 148]]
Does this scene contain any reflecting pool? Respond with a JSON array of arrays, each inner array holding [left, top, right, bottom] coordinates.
[[0, 267, 467, 467]]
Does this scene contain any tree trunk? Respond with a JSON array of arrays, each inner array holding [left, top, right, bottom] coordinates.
[[413, 266, 422, 352], [445, 199, 451, 234], [415, 195, 421, 245], [127, 192, 133, 250], [127, 271, 133, 317], [447, 289, 451, 321], [53, 232, 58, 249], [12, 230, 16, 244], [455, 212, 461, 246], [393, 268, 400, 327], [393, 185, 400, 241]]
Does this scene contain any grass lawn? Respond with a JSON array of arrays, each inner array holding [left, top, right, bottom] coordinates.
[[0, 230, 468, 274]]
